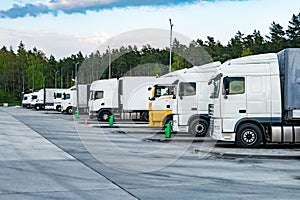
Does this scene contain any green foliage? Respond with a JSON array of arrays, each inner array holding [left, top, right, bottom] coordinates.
[[1, 12, 300, 102]]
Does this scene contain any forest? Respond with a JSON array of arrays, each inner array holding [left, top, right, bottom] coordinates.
[[0, 13, 299, 104]]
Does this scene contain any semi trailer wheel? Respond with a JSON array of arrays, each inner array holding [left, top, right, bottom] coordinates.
[[236, 123, 263, 148], [140, 112, 149, 121]]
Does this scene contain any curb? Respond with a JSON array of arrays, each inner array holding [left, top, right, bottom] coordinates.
[[144, 136, 215, 143], [194, 148, 300, 160]]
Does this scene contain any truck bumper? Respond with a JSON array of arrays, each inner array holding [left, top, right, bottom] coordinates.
[[211, 118, 236, 142], [172, 115, 188, 132], [149, 110, 172, 127], [89, 110, 98, 119]]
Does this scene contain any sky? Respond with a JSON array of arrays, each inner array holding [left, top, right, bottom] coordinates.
[[0, 0, 299, 59]]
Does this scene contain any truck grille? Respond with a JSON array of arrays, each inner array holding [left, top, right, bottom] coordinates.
[[208, 104, 214, 116]]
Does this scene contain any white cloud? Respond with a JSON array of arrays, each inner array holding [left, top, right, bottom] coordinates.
[[45, 0, 118, 10], [0, 27, 110, 59]]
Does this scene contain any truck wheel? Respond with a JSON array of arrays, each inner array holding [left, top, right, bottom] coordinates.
[[56, 105, 61, 112], [99, 111, 111, 121], [67, 107, 73, 115], [35, 105, 41, 110], [189, 118, 208, 137], [141, 112, 149, 121], [236, 123, 262, 148]]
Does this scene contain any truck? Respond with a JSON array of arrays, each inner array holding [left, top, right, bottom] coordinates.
[[208, 48, 300, 147], [22, 93, 32, 108], [89, 76, 156, 121], [61, 84, 90, 114], [54, 89, 67, 111], [148, 61, 221, 136], [30, 88, 56, 110]]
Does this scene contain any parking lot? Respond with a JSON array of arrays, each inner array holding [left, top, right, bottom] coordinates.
[[1, 107, 300, 200]]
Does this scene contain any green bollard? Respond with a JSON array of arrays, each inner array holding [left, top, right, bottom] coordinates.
[[75, 110, 79, 119], [165, 122, 172, 138], [109, 115, 114, 126]]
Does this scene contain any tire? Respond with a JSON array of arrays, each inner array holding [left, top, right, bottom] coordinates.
[[236, 123, 263, 148], [99, 111, 111, 121], [35, 105, 41, 110], [189, 118, 208, 137], [141, 112, 149, 121], [67, 107, 73, 115], [56, 105, 61, 112]]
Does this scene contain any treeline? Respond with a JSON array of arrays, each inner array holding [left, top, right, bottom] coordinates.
[[0, 13, 299, 104]]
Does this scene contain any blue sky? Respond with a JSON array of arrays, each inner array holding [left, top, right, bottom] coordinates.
[[0, 0, 299, 59]]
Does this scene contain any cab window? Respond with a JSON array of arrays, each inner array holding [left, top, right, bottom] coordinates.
[[179, 82, 196, 96], [94, 91, 104, 99], [223, 77, 245, 95], [154, 86, 174, 97]]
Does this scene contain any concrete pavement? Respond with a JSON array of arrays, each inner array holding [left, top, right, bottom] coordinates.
[[0, 107, 136, 200]]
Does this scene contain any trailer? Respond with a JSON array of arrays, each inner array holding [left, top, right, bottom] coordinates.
[[89, 76, 156, 121], [209, 48, 300, 147], [29, 88, 56, 110]]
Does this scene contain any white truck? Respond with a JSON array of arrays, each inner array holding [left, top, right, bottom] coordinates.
[[54, 89, 67, 111], [148, 62, 221, 136], [61, 84, 90, 114], [22, 93, 32, 108], [89, 76, 156, 121], [30, 88, 56, 110], [208, 48, 300, 147]]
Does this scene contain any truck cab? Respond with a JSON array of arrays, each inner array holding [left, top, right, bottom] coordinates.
[[22, 93, 32, 108], [149, 62, 221, 136], [54, 89, 66, 111], [209, 50, 300, 147], [61, 87, 73, 114], [88, 78, 118, 121]]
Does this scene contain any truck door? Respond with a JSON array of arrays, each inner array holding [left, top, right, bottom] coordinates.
[[88, 90, 94, 113], [221, 77, 247, 132], [177, 82, 197, 126]]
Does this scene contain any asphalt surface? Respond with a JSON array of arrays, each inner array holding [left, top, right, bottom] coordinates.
[[1, 106, 300, 200]]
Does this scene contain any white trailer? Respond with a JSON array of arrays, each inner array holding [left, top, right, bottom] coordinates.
[[148, 62, 220, 136], [61, 84, 90, 114], [54, 89, 67, 111], [30, 88, 56, 110], [89, 76, 156, 121], [208, 48, 300, 147]]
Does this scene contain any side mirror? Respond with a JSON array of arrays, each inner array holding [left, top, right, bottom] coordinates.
[[223, 76, 230, 96], [179, 92, 183, 100]]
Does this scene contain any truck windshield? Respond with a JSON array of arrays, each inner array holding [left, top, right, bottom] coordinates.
[[154, 85, 175, 97], [63, 93, 70, 100], [208, 73, 222, 99]]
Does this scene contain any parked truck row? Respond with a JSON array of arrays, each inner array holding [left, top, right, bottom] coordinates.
[[21, 48, 300, 148]]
